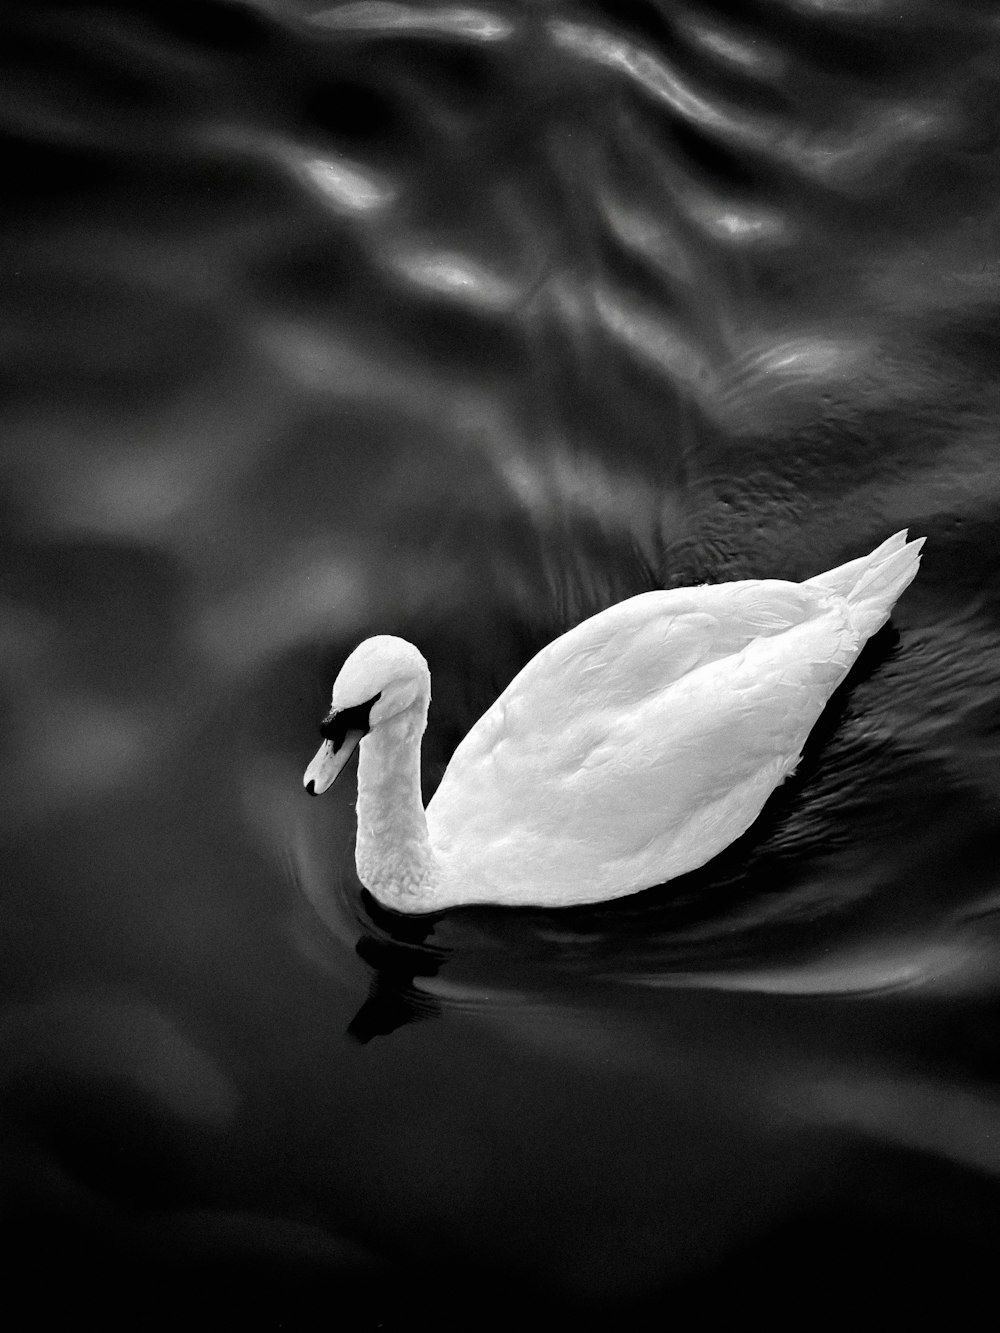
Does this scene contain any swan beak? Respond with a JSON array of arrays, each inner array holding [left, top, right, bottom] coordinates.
[[303, 731, 364, 795]]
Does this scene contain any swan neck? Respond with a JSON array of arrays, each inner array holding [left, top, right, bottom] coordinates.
[[354, 698, 441, 910]]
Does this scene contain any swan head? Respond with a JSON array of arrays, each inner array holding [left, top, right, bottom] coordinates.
[[303, 635, 429, 796]]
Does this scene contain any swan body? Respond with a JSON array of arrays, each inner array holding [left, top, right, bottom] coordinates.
[[304, 531, 923, 913]]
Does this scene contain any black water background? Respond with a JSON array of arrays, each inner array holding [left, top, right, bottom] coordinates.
[[3, 0, 1000, 1325]]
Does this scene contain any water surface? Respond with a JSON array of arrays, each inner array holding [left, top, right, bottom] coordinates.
[[3, 0, 1000, 1324]]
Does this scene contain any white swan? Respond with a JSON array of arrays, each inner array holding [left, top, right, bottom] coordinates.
[[304, 531, 923, 913]]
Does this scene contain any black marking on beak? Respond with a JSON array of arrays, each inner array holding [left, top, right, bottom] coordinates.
[[306, 779, 316, 796], [319, 692, 382, 752]]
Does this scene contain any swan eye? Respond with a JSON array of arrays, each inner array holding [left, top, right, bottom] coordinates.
[[319, 691, 382, 751]]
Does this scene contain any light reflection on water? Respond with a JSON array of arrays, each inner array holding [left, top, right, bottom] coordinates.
[[3, 0, 1000, 1321]]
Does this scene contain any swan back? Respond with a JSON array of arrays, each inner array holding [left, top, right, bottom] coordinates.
[[425, 532, 923, 907]]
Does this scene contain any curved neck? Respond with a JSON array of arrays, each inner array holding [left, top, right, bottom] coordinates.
[[353, 696, 441, 911]]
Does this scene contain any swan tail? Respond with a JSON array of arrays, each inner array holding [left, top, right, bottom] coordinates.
[[821, 530, 924, 638], [803, 529, 909, 599]]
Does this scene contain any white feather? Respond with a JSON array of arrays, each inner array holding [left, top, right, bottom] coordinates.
[[305, 531, 924, 912]]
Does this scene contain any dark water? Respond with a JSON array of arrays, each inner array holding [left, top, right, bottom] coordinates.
[[3, 0, 1000, 1324]]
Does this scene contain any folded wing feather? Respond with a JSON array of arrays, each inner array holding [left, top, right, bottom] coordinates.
[[426, 580, 849, 903]]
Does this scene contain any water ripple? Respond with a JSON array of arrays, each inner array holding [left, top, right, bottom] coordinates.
[[3, 0, 1000, 1312], [310, 2, 516, 43]]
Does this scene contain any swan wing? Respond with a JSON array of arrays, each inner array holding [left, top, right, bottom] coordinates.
[[438, 579, 824, 761], [426, 581, 848, 905]]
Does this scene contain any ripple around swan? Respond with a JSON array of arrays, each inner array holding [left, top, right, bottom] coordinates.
[[2, 0, 1000, 1320]]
